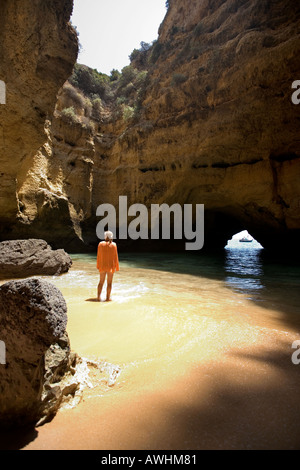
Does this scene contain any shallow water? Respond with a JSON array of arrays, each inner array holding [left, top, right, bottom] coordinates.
[[38, 241, 300, 397], [4, 241, 300, 449]]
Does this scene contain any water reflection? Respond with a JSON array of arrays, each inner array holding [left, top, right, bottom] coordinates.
[[70, 243, 300, 317], [225, 241, 264, 300]]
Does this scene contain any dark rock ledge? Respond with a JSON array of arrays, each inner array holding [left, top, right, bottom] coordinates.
[[0, 278, 79, 428], [0, 277, 122, 429], [0, 239, 72, 280]]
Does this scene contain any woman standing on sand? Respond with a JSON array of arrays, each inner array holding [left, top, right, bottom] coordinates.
[[97, 231, 119, 301]]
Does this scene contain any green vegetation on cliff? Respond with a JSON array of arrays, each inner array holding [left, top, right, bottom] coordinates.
[[62, 58, 149, 127]]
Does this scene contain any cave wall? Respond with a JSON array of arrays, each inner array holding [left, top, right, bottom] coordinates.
[[0, 0, 78, 236], [91, 0, 300, 252], [2, 0, 300, 254]]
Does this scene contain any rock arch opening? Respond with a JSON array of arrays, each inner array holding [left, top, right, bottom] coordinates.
[[226, 230, 264, 249], [224, 230, 265, 298]]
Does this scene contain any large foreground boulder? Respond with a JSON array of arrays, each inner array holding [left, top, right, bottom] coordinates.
[[0, 278, 77, 428], [0, 239, 72, 280]]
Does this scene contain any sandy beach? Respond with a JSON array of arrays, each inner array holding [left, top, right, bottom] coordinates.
[[1, 0, 300, 454], [17, 331, 300, 450], [1, 255, 300, 450]]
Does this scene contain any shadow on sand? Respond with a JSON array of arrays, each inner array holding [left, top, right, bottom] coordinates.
[[3, 339, 300, 450]]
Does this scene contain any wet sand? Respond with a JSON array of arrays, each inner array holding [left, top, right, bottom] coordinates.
[[2, 258, 300, 450], [19, 332, 300, 450]]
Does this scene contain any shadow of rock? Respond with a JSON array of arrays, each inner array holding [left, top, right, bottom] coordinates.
[[0, 428, 38, 450], [142, 341, 300, 450]]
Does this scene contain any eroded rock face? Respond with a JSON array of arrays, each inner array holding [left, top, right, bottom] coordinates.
[[0, 239, 72, 280], [15, 118, 94, 251], [143, 0, 300, 251], [0, 0, 78, 235], [99, 0, 299, 252], [2, 0, 300, 254], [0, 278, 70, 428]]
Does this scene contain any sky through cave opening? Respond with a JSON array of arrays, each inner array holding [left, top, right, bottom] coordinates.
[[226, 230, 264, 249], [70, 0, 168, 75]]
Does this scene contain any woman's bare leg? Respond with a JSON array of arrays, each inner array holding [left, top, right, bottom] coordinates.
[[106, 272, 114, 301], [97, 272, 106, 301]]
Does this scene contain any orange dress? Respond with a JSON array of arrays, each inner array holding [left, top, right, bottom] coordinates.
[[97, 241, 119, 273]]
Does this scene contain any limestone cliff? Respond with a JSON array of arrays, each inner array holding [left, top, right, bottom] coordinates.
[[143, 0, 300, 251], [2, 0, 300, 254], [0, 0, 78, 238]]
